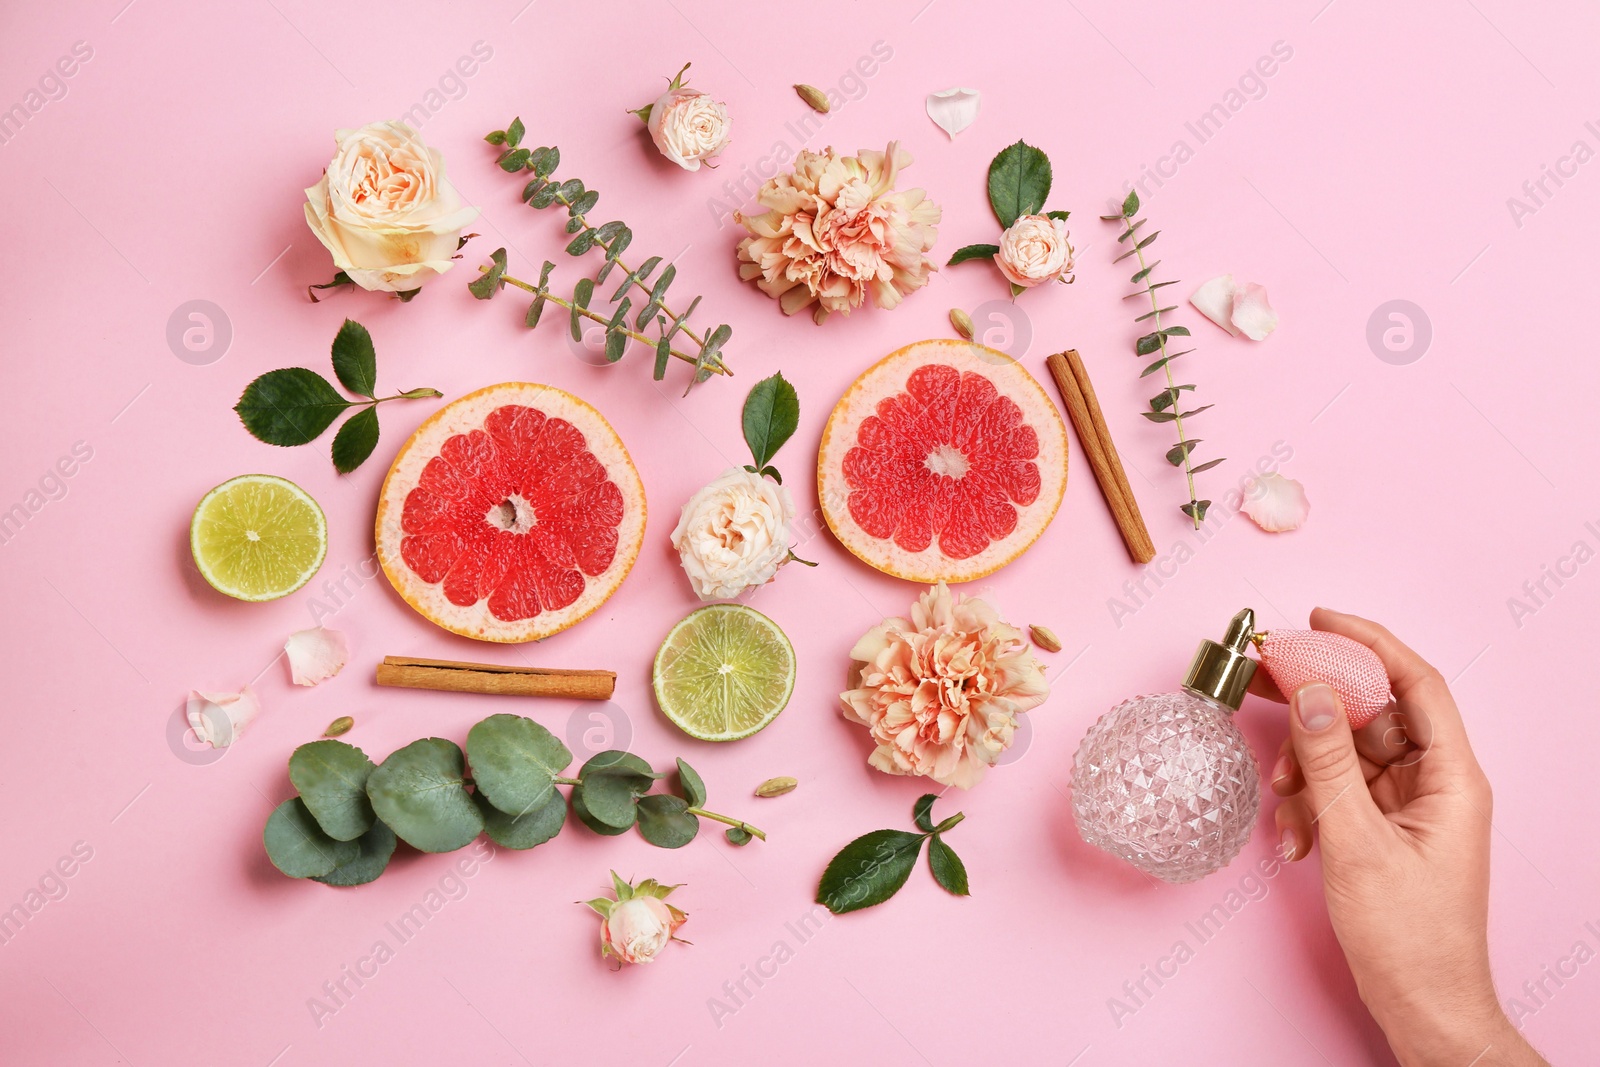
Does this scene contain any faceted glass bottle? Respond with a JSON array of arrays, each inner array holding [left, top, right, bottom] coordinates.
[[1070, 610, 1263, 884]]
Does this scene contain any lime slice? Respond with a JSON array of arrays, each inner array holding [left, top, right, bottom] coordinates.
[[191, 474, 327, 601], [652, 605, 795, 741]]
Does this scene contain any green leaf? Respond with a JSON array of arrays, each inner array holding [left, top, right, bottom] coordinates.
[[1133, 306, 1177, 323], [235, 368, 351, 446], [676, 758, 707, 808], [573, 750, 655, 830], [312, 820, 397, 887], [1136, 332, 1163, 356], [742, 372, 800, 469], [636, 794, 699, 849], [465, 713, 573, 817], [946, 243, 1000, 266], [307, 270, 352, 302], [505, 117, 525, 149], [986, 140, 1052, 228], [817, 829, 925, 915], [761, 466, 781, 484], [565, 216, 583, 234], [570, 189, 599, 216], [604, 329, 627, 363], [1131, 261, 1160, 283], [1163, 326, 1191, 338], [1150, 385, 1195, 412], [654, 336, 672, 381], [475, 791, 566, 850], [927, 836, 970, 896], [725, 826, 753, 846], [1140, 411, 1177, 423], [484, 129, 506, 146], [1122, 189, 1140, 217], [366, 738, 484, 853], [1177, 405, 1214, 419], [571, 789, 631, 836], [288, 740, 376, 841], [1046, 209, 1071, 222], [529, 146, 559, 178], [1189, 457, 1226, 474], [570, 278, 594, 341], [330, 406, 380, 474], [529, 186, 558, 209], [469, 248, 508, 300], [526, 294, 547, 328], [329, 319, 377, 397], [1166, 440, 1201, 466], [566, 229, 597, 256], [650, 263, 677, 303], [1181, 499, 1212, 523], [498, 147, 531, 172], [264, 797, 358, 878], [522, 177, 546, 202], [912, 794, 937, 833]]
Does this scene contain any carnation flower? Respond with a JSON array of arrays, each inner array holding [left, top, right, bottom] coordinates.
[[840, 583, 1049, 788], [671, 467, 797, 600], [582, 873, 688, 966], [735, 143, 940, 323]]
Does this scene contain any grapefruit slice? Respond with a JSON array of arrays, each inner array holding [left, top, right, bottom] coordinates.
[[818, 340, 1067, 583], [375, 383, 646, 642]]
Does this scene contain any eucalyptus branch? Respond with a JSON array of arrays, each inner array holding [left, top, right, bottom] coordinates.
[[1102, 191, 1222, 528]]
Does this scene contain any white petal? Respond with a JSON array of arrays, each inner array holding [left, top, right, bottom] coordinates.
[[285, 627, 350, 686], [185, 687, 261, 748], [1240, 473, 1309, 532], [1190, 275, 1241, 336], [1230, 282, 1279, 341], [925, 88, 981, 138]]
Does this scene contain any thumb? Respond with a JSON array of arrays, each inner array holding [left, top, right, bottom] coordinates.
[[1288, 682, 1384, 851]]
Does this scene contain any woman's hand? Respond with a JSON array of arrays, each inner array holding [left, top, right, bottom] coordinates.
[[1256, 608, 1547, 1067]]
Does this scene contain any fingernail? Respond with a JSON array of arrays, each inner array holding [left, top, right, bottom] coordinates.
[[1279, 828, 1297, 861], [1296, 683, 1338, 731], [1270, 755, 1291, 784]]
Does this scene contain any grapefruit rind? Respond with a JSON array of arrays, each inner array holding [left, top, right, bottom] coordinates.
[[375, 382, 646, 643], [817, 339, 1067, 584]]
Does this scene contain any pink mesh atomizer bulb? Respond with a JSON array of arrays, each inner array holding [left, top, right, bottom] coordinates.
[[1252, 628, 1393, 728]]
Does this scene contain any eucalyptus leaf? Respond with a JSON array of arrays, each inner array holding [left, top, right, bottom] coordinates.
[[1181, 499, 1212, 523], [570, 189, 600, 216], [529, 145, 559, 178], [264, 797, 358, 878], [1189, 457, 1226, 474], [505, 117, 525, 149], [816, 829, 924, 915], [235, 368, 350, 446], [330, 406, 380, 474], [725, 826, 753, 846], [1166, 440, 1201, 466], [654, 336, 672, 381], [741, 372, 799, 470], [313, 820, 397, 887], [574, 750, 655, 830], [366, 738, 484, 853], [927, 835, 970, 896], [604, 329, 627, 363], [987, 140, 1052, 228], [469, 248, 508, 300], [1122, 189, 1140, 217], [288, 740, 376, 841], [475, 791, 566, 850], [330, 319, 377, 398], [675, 757, 707, 808], [572, 788, 631, 836], [466, 713, 572, 817], [566, 229, 597, 256], [636, 794, 699, 849]]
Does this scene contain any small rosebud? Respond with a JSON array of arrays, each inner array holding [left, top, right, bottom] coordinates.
[[323, 716, 354, 737], [1029, 625, 1062, 653], [794, 84, 831, 113], [755, 776, 798, 798], [582, 872, 687, 965], [950, 308, 975, 340]]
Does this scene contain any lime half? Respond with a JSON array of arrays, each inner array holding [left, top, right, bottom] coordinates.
[[191, 474, 327, 601], [653, 604, 795, 741]]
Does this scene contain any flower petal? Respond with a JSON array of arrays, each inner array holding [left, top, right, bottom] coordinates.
[[1240, 472, 1309, 532], [1189, 275, 1241, 336], [925, 87, 981, 138], [1230, 281, 1279, 341], [285, 627, 350, 686], [185, 686, 261, 748]]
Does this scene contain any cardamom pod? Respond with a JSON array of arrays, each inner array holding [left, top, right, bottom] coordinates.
[[793, 84, 830, 114], [950, 307, 975, 340], [1029, 625, 1062, 653], [755, 776, 798, 798], [322, 716, 354, 738]]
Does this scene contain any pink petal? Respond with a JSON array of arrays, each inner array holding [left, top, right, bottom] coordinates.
[[1240, 472, 1309, 532], [1189, 275, 1241, 336], [185, 686, 260, 748], [1230, 282, 1279, 340], [285, 627, 350, 686], [925, 88, 981, 138]]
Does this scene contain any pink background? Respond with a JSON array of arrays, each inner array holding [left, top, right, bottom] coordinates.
[[2, 0, 1596, 1063]]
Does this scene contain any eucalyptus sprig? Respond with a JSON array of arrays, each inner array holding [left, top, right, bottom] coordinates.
[[263, 714, 764, 887], [947, 139, 1073, 297], [479, 117, 732, 389], [815, 794, 969, 915], [233, 318, 441, 473], [1101, 189, 1222, 527]]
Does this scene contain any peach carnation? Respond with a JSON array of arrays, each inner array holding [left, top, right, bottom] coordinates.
[[840, 583, 1048, 788], [735, 143, 940, 323]]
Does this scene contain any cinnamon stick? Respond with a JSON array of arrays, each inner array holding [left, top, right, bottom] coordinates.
[[375, 656, 616, 701], [1045, 350, 1156, 564]]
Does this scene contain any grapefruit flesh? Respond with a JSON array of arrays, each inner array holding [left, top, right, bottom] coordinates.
[[376, 383, 646, 642], [818, 340, 1067, 583]]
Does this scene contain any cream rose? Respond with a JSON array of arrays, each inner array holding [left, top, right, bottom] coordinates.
[[303, 121, 480, 294], [647, 87, 731, 172], [671, 467, 795, 600], [995, 214, 1075, 289], [602, 897, 677, 964]]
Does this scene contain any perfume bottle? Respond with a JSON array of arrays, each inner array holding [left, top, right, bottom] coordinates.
[[1071, 608, 1263, 884]]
